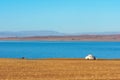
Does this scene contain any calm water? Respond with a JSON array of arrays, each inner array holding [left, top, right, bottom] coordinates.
[[0, 41, 120, 59]]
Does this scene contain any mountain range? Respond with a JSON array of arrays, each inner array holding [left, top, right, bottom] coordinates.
[[0, 31, 120, 37], [0, 31, 65, 37]]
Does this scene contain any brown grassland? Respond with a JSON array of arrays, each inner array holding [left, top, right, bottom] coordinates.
[[0, 59, 120, 80], [1, 35, 120, 41]]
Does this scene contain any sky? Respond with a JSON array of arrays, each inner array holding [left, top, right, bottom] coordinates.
[[0, 0, 120, 33]]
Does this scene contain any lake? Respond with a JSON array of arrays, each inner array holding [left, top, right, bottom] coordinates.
[[0, 41, 120, 59]]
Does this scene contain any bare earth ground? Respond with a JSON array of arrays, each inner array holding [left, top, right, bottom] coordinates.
[[0, 59, 120, 80]]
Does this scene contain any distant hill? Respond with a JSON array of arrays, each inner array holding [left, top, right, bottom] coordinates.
[[0, 31, 120, 41], [70, 32, 120, 36], [0, 31, 65, 37]]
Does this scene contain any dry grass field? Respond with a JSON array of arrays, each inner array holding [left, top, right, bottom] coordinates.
[[0, 59, 120, 80]]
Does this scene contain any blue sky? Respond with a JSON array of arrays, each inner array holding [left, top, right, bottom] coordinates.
[[0, 0, 120, 33]]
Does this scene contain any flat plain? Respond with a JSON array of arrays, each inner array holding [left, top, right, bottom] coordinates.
[[0, 59, 120, 80], [1, 35, 120, 41]]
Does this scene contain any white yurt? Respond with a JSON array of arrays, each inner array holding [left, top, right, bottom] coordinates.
[[85, 54, 96, 60]]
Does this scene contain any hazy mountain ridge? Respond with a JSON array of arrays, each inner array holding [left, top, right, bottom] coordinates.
[[0, 31, 65, 37], [0, 31, 120, 37]]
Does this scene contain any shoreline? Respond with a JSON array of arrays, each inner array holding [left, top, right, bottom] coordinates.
[[1, 39, 120, 42], [1, 35, 120, 41], [0, 58, 120, 60]]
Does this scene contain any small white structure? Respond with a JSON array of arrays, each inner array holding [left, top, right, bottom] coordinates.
[[85, 54, 96, 60]]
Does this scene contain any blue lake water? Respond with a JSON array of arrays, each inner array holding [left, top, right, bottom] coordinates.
[[0, 41, 120, 59]]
